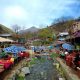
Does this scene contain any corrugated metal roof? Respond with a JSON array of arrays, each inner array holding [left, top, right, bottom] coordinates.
[[0, 34, 12, 37]]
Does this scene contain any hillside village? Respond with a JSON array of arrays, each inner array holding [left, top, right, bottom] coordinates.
[[0, 0, 80, 80], [0, 17, 80, 80]]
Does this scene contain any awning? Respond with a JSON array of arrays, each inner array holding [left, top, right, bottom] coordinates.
[[0, 37, 13, 42]]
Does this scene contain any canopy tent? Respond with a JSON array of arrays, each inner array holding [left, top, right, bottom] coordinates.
[[3, 45, 26, 54], [0, 37, 13, 42], [62, 43, 75, 50]]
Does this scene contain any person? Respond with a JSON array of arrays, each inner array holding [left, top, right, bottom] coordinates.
[[73, 51, 80, 69], [34, 46, 37, 52], [40, 45, 45, 52], [8, 54, 14, 64], [10, 57, 14, 64], [60, 49, 65, 59], [1, 50, 6, 58], [0, 47, 2, 53], [64, 49, 68, 54]]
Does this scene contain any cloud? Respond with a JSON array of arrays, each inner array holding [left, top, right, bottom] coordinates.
[[0, 0, 80, 28], [4, 6, 27, 20]]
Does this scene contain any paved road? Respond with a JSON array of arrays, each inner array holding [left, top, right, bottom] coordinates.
[[25, 55, 61, 80]]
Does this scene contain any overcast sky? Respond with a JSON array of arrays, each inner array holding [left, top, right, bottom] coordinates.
[[0, 0, 80, 29]]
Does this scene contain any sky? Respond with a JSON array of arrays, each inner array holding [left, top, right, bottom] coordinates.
[[0, 0, 80, 29]]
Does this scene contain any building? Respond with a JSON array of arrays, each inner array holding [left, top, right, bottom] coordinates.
[[0, 34, 12, 39], [57, 32, 69, 41]]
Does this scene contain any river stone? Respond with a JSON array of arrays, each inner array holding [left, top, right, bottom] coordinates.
[[21, 67, 30, 75]]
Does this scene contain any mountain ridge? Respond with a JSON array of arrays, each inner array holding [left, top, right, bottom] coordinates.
[[19, 26, 39, 34]]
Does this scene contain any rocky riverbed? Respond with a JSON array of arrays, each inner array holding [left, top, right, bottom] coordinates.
[[25, 55, 63, 80]]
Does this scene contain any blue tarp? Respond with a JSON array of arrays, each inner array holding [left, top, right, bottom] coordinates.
[[62, 43, 74, 50], [48, 45, 54, 50], [3, 45, 26, 54], [55, 45, 60, 49]]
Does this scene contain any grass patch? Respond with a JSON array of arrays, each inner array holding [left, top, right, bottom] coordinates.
[[50, 52, 59, 59], [29, 57, 46, 66], [17, 77, 24, 80], [15, 75, 25, 80], [29, 58, 37, 65], [39, 57, 46, 63]]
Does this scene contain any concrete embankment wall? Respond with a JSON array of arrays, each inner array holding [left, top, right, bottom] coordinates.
[[56, 58, 80, 80]]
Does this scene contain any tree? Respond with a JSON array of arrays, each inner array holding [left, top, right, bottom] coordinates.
[[38, 28, 53, 40], [11, 24, 21, 41], [11, 24, 21, 34], [51, 16, 74, 26]]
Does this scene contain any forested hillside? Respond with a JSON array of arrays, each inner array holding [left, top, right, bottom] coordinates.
[[0, 24, 14, 34]]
